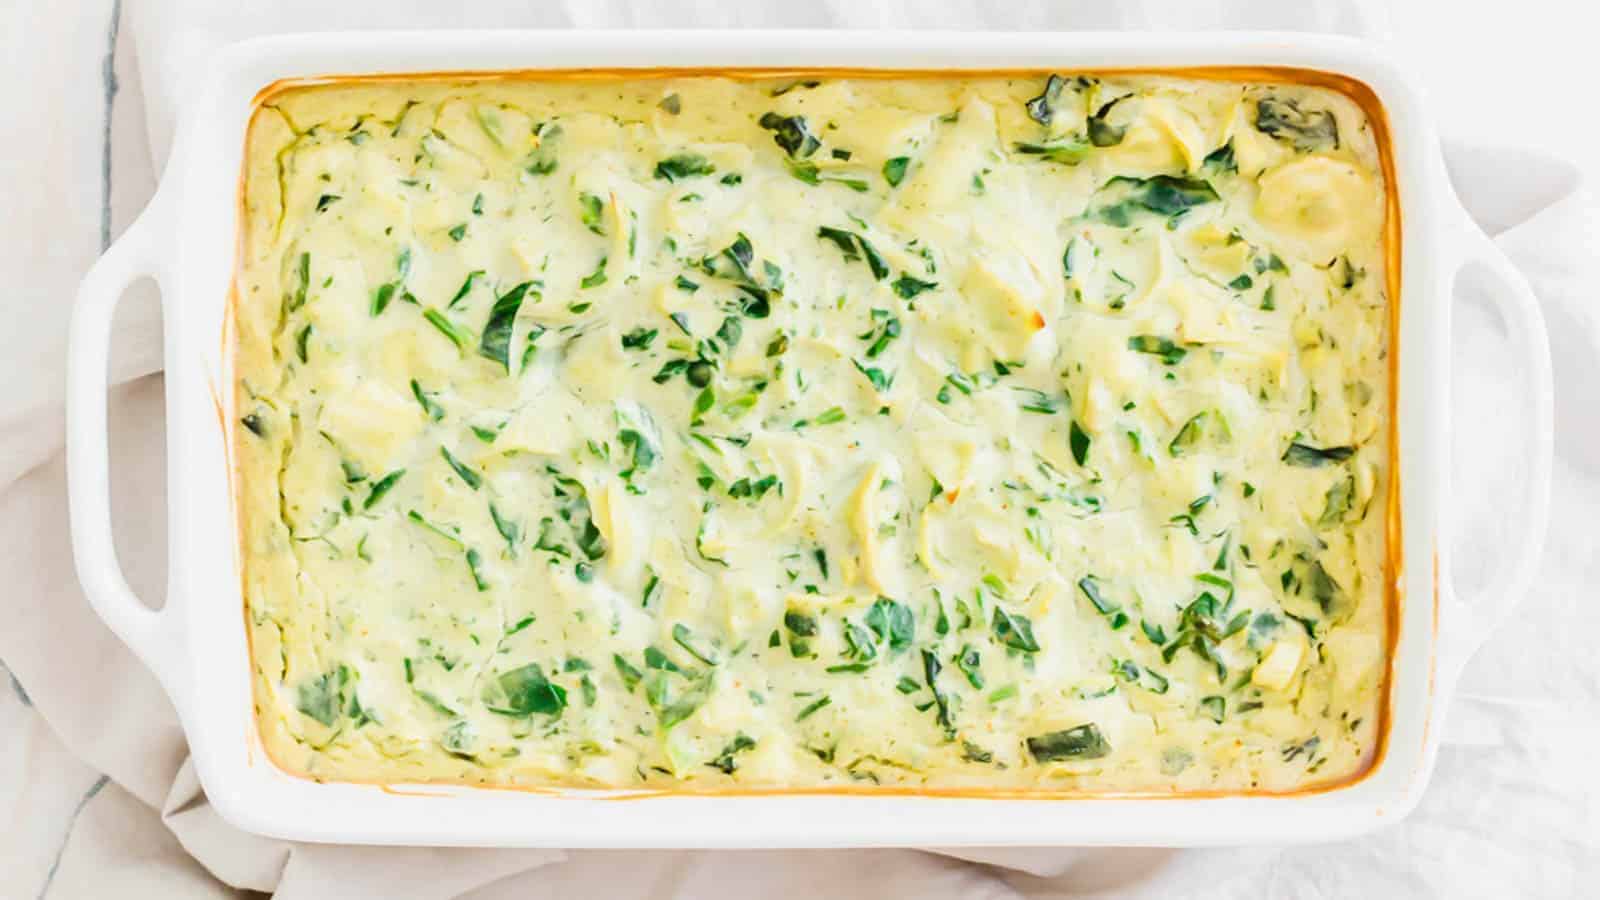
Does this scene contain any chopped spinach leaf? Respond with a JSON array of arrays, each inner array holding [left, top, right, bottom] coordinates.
[[1255, 97, 1339, 151], [1013, 388, 1063, 415], [654, 153, 716, 182], [1319, 474, 1356, 528], [448, 270, 485, 309], [891, 274, 938, 299], [1126, 334, 1188, 365], [882, 156, 910, 186], [295, 666, 351, 727], [757, 112, 821, 159], [578, 192, 605, 234], [1091, 175, 1219, 225], [864, 597, 915, 654], [1078, 575, 1120, 617], [1026, 723, 1110, 761], [785, 160, 869, 192], [621, 326, 658, 351], [991, 606, 1040, 653], [1024, 73, 1071, 125], [614, 653, 644, 691], [784, 606, 819, 658], [1086, 98, 1127, 147], [1203, 141, 1237, 172], [955, 644, 984, 689], [287, 252, 310, 312], [1282, 443, 1355, 467], [816, 226, 889, 280], [370, 283, 397, 317], [853, 360, 894, 393], [672, 623, 721, 666], [618, 428, 657, 481], [920, 648, 955, 736], [645, 669, 714, 731], [1013, 136, 1092, 165], [1168, 412, 1208, 457], [489, 504, 520, 556], [707, 733, 756, 774], [813, 406, 847, 426], [479, 281, 533, 373], [491, 663, 567, 718]]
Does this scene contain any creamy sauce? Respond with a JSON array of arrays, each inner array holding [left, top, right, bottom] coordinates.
[[235, 73, 1390, 791]]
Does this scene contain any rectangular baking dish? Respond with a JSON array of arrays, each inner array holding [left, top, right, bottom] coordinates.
[[66, 30, 1552, 847]]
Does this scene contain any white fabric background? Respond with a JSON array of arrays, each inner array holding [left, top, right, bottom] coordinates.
[[3, 1, 1598, 897]]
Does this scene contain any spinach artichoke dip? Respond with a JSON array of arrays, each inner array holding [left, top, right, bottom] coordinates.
[[234, 71, 1392, 793]]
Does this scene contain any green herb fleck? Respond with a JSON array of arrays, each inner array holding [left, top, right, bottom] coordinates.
[[410, 379, 444, 421], [448, 270, 485, 309], [883, 156, 910, 186], [580, 257, 608, 289], [439, 446, 482, 490], [423, 309, 470, 350], [1070, 421, 1091, 466], [813, 406, 847, 426], [614, 653, 644, 691], [796, 695, 832, 721], [363, 470, 405, 509], [891, 274, 938, 299], [1169, 412, 1208, 457], [578, 193, 605, 234]]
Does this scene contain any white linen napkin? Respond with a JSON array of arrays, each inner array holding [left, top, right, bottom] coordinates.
[[4, 0, 1597, 897]]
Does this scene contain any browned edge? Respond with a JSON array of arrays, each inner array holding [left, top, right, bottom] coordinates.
[[229, 63, 1404, 803]]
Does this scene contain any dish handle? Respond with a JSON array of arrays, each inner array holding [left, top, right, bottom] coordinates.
[[1435, 206, 1554, 695], [66, 206, 180, 697]]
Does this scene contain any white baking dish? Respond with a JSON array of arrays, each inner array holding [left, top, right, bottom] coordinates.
[[67, 30, 1553, 848]]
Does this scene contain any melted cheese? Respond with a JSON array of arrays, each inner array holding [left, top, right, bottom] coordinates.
[[235, 73, 1391, 793]]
